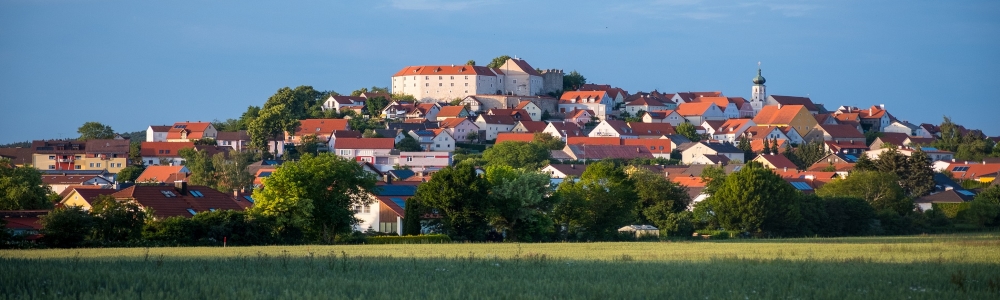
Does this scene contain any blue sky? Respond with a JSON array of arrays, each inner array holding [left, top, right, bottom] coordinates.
[[1, 0, 997, 143]]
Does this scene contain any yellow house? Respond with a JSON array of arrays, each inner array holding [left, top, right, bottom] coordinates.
[[752, 105, 818, 136], [29, 139, 130, 173], [59, 188, 118, 210]]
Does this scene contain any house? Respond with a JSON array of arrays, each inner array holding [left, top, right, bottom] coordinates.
[[914, 189, 976, 212], [0, 147, 33, 167], [58, 188, 122, 210], [323, 96, 367, 113], [914, 124, 936, 138], [681, 141, 745, 165], [672, 91, 723, 104], [0, 210, 48, 239], [765, 95, 820, 114], [627, 122, 676, 138], [866, 147, 955, 163], [166, 122, 217, 142], [675, 102, 726, 124], [559, 144, 654, 161], [392, 152, 452, 173], [589, 120, 635, 139], [111, 183, 246, 219], [751, 139, 788, 154], [689, 97, 740, 119], [624, 97, 670, 116], [625, 91, 676, 113], [354, 182, 417, 234], [135, 165, 191, 183], [580, 84, 630, 104], [559, 91, 612, 119], [742, 126, 789, 141], [486, 108, 531, 122], [42, 174, 114, 194], [753, 105, 819, 136], [824, 141, 869, 155], [146, 125, 171, 142], [436, 106, 471, 121], [390, 64, 506, 101], [496, 133, 536, 144], [844, 105, 892, 132], [141, 142, 195, 166], [31, 139, 129, 173], [216, 131, 250, 151], [287, 119, 350, 145], [511, 121, 548, 133], [382, 100, 414, 119], [564, 109, 595, 125], [883, 120, 920, 136], [408, 129, 455, 152], [567, 137, 622, 145], [642, 110, 684, 126], [514, 101, 544, 121], [779, 127, 806, 145], [331, 138, 395, 164], [809, 124, 866, 143], [458, 95, 559, 115], [541, 164, 586, 185], [753, 154, 799, 171], [498, 58, 545, 96], [711, 119, 756, 142], [439, 118, 480, 142], [942, 162, 1000, 182], [407, 103, 441, 120], [375, 129, 408, 143], [814, 113, 839, 126], [869, 132, 911, 150], [475, 114, 517, 141], [543, 121, 586, 141], [623, 138, 672, 158], [459, 96, 485, 113]]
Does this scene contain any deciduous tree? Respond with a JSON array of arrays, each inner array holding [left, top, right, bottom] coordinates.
[[676, 122, 700, 142], [414, 164, 491, 241], [562, 70, 586, 91], [482, 141, 550, 169], [483, 165, 555, 242], [395, 135, 422, 151], [0, 159, 54, 210], [90, 195, 146, 242], [40, 206, 94, 248], [486, 55, 511, 68], [816, 170, 911, 215], [77, 122, 115, 141], [709, 163, 801, 235]]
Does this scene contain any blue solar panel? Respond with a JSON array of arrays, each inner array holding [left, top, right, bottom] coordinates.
[[844, 154, 858, 162], [243, 196, 254, 203], [952, 166, 969, 172], [790, 182, 812, 190], [390, 197, 406, 208], [376, 185, 417, 196], [186, 208, 197, 215], [921, 147, 937, 151], [259, 172, 273, 177], [957, 190, 975, 196]]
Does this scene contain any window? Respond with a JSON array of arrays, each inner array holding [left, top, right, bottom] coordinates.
[[464, 83, 468, 86], [89, 163, 94, 167], [425, 76, 429, 79], [436, 144, 440, 148], [407, 157, 413, 162], [513, 79, 517, 83], [96, 163, 101, 167], [363, 204, 370, 214], [464, 76, 468, 79], [439, 83, 443, 87], [438, 76, 442, 80], [148, 160, 154, 165], [75, 165, 81, 170], [339, 150, 352, 156], [425, 83, 429, 86], [450, 76, 454, 79], [48, 155, 55, 160], [450, 83, 454, 86], [48, 165, 55, 169]]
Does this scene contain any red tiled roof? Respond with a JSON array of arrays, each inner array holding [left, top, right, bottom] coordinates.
[[672, 176, 706, 187], [547, 122, 585, 137], [293, 119, 350, 136], [59, 188, 118, 205], [393, 65, 502, 77], [560, 91, 607, 103], [769, 95, 818, 112], [149, 125, 172, 133], [334, 138, 395, 149], [644, 110, 677, 120], [627, 122, 676, 135], [216, 131, 250, 141], [566, 144, 654, 160], [566, 109, 594, 119], [626, 97, 665, 107], [675, 102, 715, 116], [496, 133, 536, 143], [873, 132, 910, 147], [567, 137, 622, 145], [515, 121, 548, 133], [437, 106, 468, 118], [140, 141, 195, 157], [825, 141, 868, 151], [753, 105, 808, 125], [751, 139, 788, 153], [820, 124, 864, 139], [807, 163, 855, 172], [514, 101, 536, 110], [136, 166, 190, 183], [329, 96, 366, 105], [623, 138, 672, 153], [439, 118, 475, 129], [675, 91, 723, 102], [477, 114, 516, 125], [166, 122, 213, 140], [715, 119, 753, 135], [112, 185, 244, 219], [507, 58, 541, 76], [689, 96, 732, 110], [859, 105, 888, 119], [946, 163, 1000, 180]]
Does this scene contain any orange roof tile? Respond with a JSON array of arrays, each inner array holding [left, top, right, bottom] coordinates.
[[166, 122, 213, 140], [754, 154, 798, 170], [293, 119, 349, 137], [334, 138, 395, 149], [566, 137, 622, 145], [392, 65, 502, 77], [675, 102, 715, 116], [623, 138, 672, 153], [496, 133, 536, 143], [627, 122, 676, 135], [559, 91, 607, 103], [689, 96, 732, 110], [753, 105, 807, 125], [437, 106, 468, 118], [140, 142, 195, 157], [136, 166, 190, 183]]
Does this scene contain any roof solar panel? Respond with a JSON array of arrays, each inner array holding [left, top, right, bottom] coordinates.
[[957, 190, 975, 196], [390, 197, 406, 208], [243, 196, 254, 203], [952, 166, 969, 172], [790, 182, 812, 190], [259, 172, 273, 177], [186, 208, 197, 215]]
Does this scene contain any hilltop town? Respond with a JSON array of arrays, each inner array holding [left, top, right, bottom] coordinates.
[[2, 56, 999, 244]]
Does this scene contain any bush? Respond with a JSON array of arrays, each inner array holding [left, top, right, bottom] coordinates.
[[693, 230, 735, 239], [661, 211, 695, 238], [366, 234, 451, 244], [40, 206, 94, 248], [933, 202, 972, 219], [334, 231, 367, 244]]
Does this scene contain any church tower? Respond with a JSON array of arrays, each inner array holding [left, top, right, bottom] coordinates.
[[750, 63, 767, 115]]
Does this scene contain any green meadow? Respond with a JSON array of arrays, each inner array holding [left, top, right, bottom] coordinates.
[[3, 233, 999, 299]]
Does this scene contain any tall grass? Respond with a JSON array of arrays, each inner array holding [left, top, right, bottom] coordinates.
[[2, 233, 999, 299]]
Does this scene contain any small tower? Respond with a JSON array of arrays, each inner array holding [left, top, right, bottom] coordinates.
[[750, 62, 767, 115]]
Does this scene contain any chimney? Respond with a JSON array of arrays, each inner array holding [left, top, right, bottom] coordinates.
[[233, 189, 239, 199], [383, 174, 393, 184], [571, 164, 575, 169], [783, 167, 787, 172], [945, 186, 954, 191], [174, 181, 188, 195], [879, 104, 884, 110]]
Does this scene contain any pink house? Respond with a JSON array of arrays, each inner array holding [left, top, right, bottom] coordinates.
[[439, 118, 480, 142], [564, 109, 594, 125]]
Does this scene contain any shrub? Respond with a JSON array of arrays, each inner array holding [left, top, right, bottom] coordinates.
[[366, 234, 452, 244], [40, 206, 94, 248], [933, 202, 972, 219]]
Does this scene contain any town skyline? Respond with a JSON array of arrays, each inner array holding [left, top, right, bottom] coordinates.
[[1, 1, 998, 143]]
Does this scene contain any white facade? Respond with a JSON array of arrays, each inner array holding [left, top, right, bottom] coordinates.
[[146, 126, 168, 142], [474, 117, 515, 141]]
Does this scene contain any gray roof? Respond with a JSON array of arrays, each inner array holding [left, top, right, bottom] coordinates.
[[699, 141, 742, 153]]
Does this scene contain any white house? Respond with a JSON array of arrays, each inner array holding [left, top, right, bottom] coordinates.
[[624, 97, 670, 116], [145, 125, 170, 142], [883, 120, 919, 136], [675, 102, 726, 124], [474, 115, 516, 141], [711, 119, 756, 143], [543, 121, 586, 141], [393, 152, 452, 173], [323, 96, 366, 113], [558, 91, 613, 120], [642, 110, 684, 126], [588, 120, 636, 139], [439, 118, 480, 143], [332, 138, 395, 164], [408, 129, 455, 152], [514, 100, 544, 121], [681, 141, 745, 165]]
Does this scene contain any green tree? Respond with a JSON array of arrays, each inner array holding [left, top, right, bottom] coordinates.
[[700, 165, 727, 196], [77, 122, 115, 141], [483, 165, 555, 242], [486, 55, 511, 68], [0, 159, 54, 210], [40, 206, 94, 248], [854, 154, 876, 171], [116, 165, 144, 184], [709, 164, 801, 235], [816, 171, 911, 215], [482, 141, 550, 169], [466, 60, 476, 66], [676, 122, 700, 142], [248, 104, 297, 158], [402, 197, 424, 236], [903, 149, 934, 197], [785, 141, 825, 170], [178, 148, 216, 189], [237, 106, 262, 130], [864, 131, 883, 146], [128, 142, 142, 166], [395, 135, 422, 151], [366, 96, 390, 117], [762, 139, 771, 155], [351, 86, 389, 97], [90, 195, 146, 242], [211, 150, 255, 193], [822, 197, 876, 236], [362, 129, 382, 138], [293, 134, 321, 159], [263, 86, 318, 120], [625, 166, 691, 232], [414, 164, 491, 241], [737, 136, 754, 159], [532, 132, 565, 150], [563, 70, 587, 91], [552, 161, 638, 240], [251, 153, 377, 243]]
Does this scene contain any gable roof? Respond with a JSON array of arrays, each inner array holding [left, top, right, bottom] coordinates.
[[515, 121, 548, 133], [566, 144, 654, 160], [60, 188, 119, 205], [543, 164, 587, 178], [334, 138, 395, 150], [675, 91, 723, 102], [547, 121, 586, 137], [0, 147, 34, 165], [914, 189, 975, 204], [644, 110, 678, 120], [627, 122, 676, 135], [715, 119, 754, 135], [293, 119, 350, 136], [751, 139, 788, 153], [437, 106, 468, 118], [439, 118, 476, 129], [769, 95, 818, 112], [675, 102, 716, 116], [166, 122, 213, 140], [136, 166, 190, 183], [694, 141, 742, 154], [559, 91, 607, 103], [393, 65, 502, 77], [566, 109, 594, 119], [329, 96, 366, 105], [626, 97, 665, 107], [567, 137, 622, 145], [689, 96, 733, 110], [753, 105, 808, 125], [216, 131, 250, 141], [112, 185, 244, 218], [622, 138, 672, 153], [496, 133, 536, 143], [477, 114, 517, 125], [514, 101, 537, 110], [505, 58, 542, 76], [819, 124, 865, 139], [873, 132, 910, 148], [85, 139, 130, 154], [754, 154, 798, 170]]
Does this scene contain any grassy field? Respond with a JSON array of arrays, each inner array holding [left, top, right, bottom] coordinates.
[[2, 233, 999, 299]]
